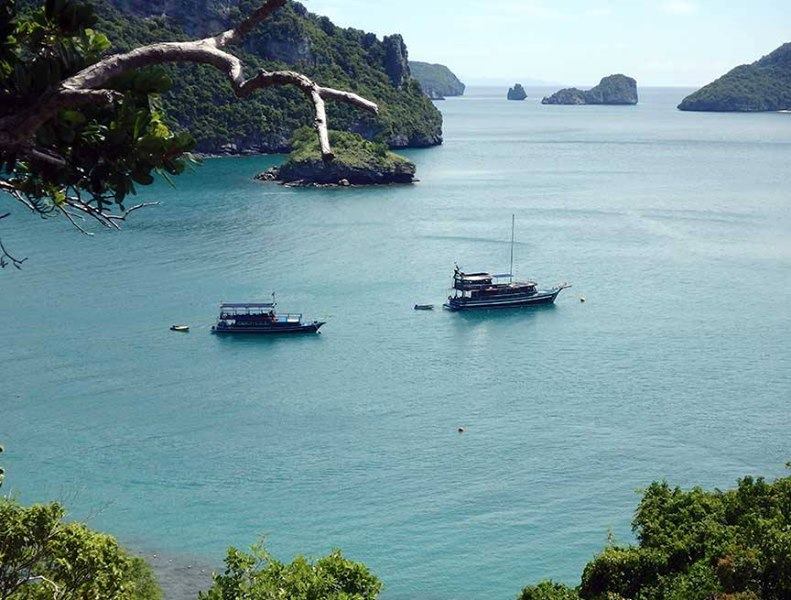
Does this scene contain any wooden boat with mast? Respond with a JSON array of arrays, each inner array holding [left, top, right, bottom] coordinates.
[[443, 216, 570, 311]]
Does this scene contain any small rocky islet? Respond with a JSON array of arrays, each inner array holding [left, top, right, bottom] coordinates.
[[256, 129, 416, 187], [542, 74, 638, 105], [507, 83, 528, 101]]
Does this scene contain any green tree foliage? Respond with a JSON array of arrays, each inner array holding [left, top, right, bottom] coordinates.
[[0, 496, 162, 599], [518, 580, 580, 600], [287, 126, 409, 169], [273, 127, 415, 184], [0, 0, 195, 218], [198, 543, 382, 600], [520, 472, 791, 600]]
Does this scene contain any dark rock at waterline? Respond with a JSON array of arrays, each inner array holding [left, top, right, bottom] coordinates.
[[257, 160, 415, 187], [507, 83, 527, 101], [542, 74, 638, 105]]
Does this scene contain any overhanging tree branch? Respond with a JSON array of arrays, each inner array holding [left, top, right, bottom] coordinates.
[[0, 0, 378, 162]]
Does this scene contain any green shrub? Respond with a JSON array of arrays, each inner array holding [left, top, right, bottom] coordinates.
[[520, 472, 791, 600], [580, 546, 667, 599], [518, 580, 580, 600], [198, 543, 382, 600], [0, 497, 161, 599]]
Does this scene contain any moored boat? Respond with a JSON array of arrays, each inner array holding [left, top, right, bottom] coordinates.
[[443, 216, 570, 311], [414, 304, 434, 310], [211, 298, 324, 334], [443, 270, 569, 311]]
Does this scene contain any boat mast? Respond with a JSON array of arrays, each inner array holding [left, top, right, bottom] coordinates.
[[509, 214, 515, 283]]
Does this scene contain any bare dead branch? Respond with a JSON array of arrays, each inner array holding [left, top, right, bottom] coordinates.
[[0, 180, 36, 212], [56, 205, 93, 236], [104, 201, 160, 221], [22, 575, 61, 599], [213, 0, 287, 47], [0, 214, 27, 269]]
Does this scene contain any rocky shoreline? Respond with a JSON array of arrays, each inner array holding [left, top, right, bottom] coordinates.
[[255, 162, 416, 187], [195, 131, 441, 157]]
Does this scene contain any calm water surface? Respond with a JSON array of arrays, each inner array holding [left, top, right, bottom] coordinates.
[[2, 87, 790, 599]]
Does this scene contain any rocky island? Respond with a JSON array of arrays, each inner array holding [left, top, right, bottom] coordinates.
[[542, 74, 638, 105], [507, 84, 527, 101], [257, 128, 416, 186], [409, 61, 466, 99], [97, 0, 443, 154], [678, 42, 791, 112]]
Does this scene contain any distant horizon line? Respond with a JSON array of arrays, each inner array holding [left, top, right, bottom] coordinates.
[[456, 81, 702, 90]]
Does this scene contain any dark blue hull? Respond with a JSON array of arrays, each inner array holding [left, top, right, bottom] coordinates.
[[443, 289, 561, 311], [211, 322, 325, 334]]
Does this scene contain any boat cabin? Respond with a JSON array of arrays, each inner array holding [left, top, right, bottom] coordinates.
[[217, 302, 303, 326], [451, 269, 537, 299]]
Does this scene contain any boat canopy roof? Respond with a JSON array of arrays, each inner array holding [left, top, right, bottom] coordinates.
[[456, 272, 492, 281], [220, 302, 275, 310], [221, 302, 275, 308]]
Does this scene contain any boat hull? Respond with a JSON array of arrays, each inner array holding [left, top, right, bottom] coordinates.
[[443, 289, 561, 311], [211, 322, 325, 335]]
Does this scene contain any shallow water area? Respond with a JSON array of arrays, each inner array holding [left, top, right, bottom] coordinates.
[[2, 87, 790, 599]]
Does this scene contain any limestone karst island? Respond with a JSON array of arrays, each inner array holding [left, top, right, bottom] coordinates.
[[409, 61, 466, 99], [542, 74, 639, 105], [1, 1, 789, 599], [678, 42, 791, 112], [507, 83, 528, 100]]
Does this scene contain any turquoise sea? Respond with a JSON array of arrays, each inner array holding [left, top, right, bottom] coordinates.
[[2, 87, 790, 599]]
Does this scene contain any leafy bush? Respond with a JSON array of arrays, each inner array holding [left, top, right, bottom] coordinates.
[[288, 127, 408, 169], [520, 472, 791, 600], [580, 546, 667, 598], [0, 497, 161, 599], [518, 580, 580, 600], [198, 543, 382, 600], [274, 127, 415, 184]]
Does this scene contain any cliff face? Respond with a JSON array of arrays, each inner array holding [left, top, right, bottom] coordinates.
[[409, 62, 465, 98], [679, 43, 791, 112], [542, 74, 638, 105], [507, 84, 527, 101], [97, 0, 442, 153], [383, 35, 410, 87]]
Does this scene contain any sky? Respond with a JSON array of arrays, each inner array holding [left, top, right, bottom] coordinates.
[[303, 0, 789, 87]]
